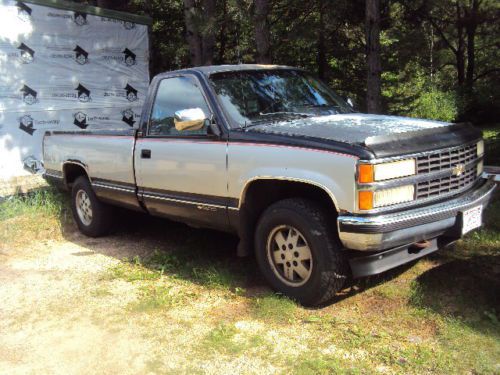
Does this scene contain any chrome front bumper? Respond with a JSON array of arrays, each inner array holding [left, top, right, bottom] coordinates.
[[338, 177, 496, 251]]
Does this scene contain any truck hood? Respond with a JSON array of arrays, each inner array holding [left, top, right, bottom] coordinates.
[[247, 113, 451, 144], [244, 113, 481, 158]]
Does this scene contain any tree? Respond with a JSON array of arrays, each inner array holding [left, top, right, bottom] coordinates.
[[253, 0, 271, 63], [183, 0, 203, 66], [365, 0, 382, 113], [183, 0, 217, 66]]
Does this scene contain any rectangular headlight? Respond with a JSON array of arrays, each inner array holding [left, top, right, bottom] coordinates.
[[477, 140, 484, 157], [373, 159, 416, 181], [373, 185, 415, 208], [477, 160, 484, 177], [358, 159, 416, 183]]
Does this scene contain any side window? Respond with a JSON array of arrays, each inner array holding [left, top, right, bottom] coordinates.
[[148, 76, 211, 136]]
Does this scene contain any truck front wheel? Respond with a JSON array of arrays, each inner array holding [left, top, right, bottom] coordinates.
[[254, 198, 349, 306], [71, 176, 112, 237]]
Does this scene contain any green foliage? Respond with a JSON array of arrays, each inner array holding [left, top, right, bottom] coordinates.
[[75, 0, 498, 124], [384, 64, 457, 122], [409, 88, 457, 122]]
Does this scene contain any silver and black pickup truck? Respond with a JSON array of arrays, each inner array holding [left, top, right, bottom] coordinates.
[[43, 64, 496, 306]]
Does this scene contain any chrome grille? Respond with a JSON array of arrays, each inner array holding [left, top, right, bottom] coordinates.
[[416, 165, 477, 199], [416, 143, 477, 174]]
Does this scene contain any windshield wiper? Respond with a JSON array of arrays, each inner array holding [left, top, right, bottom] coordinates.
[[258, 111, 311, 117]]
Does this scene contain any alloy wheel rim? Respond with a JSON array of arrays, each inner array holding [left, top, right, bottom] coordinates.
[[76, 190, 93, 226], [266, 225, 313, 287]]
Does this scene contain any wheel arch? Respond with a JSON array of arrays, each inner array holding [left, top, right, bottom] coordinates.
[[62, 160, 90, 189], [239, 176, 340, 212], [236, 176, 340, 256]]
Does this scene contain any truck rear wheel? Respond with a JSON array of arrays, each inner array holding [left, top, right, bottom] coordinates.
[[254, 198, 349, 306], [71, 176, 113, 237]]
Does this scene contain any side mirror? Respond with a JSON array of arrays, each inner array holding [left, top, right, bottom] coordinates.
[[174, 108, 207, 131]]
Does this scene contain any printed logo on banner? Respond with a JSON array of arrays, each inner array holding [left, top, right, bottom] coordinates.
[[18, 114, 60, 135], [123, 48, 136, 66], [104, 84, 141, 101], [75, 84, 91, 102], [20, 85, 38, 105], [73, 12, 88, 26], [16, 1, 32, 22], [18, 43, 34, 64], [73, 112, 111, 129], [123, 21, 136, 30], [19, 115, 35, 135], [125, 84, 138, 102], [73, 112, 88, 129], [74, 45, 89, 65], [121, 108, 139, 127], [46, 45, 91, 65], [100, 17, 136, 30], [100, 47, 139, 66]]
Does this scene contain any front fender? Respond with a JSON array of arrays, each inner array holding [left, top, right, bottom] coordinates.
[[228, 144, 358, 213]]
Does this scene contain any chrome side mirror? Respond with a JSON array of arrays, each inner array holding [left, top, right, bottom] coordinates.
[[174, 108, 207, 131]]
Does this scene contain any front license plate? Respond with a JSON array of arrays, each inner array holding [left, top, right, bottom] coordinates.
[[462, 205, 483, 235]]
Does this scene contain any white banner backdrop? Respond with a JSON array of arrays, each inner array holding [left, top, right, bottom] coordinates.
[[0, 0, 149, 179]]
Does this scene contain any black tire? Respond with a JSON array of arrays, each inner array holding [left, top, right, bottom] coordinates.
[[254, 198, 349, 306], [71, 176, 113, 237]]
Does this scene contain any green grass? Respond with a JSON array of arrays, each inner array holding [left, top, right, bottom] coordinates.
[[0, 188, 69, 244], [113, 250, 243, 292], [106, 256, 161, 282], [251, 294, 298, 324], [202, 323, 241, 355], [128, 284, 186, 313], [0, 188, 66, 221], [199, 323, 267, 357]]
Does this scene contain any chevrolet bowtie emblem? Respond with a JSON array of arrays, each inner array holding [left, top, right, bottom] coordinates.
[[452, 163, 465, 176]]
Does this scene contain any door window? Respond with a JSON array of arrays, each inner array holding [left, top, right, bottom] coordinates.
[[148, 76, 211, 136]]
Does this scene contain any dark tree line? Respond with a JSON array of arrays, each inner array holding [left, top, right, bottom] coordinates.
[[81, 0, 498, 123]]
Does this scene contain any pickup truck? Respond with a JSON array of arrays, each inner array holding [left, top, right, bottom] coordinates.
[[43, 64, 496, 306]]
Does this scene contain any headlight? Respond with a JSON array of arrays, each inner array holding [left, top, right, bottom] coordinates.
[[477, 140, 484, 157], [358, 185, 415, 210], [477, 160, 484, 176], [358, 159, 416, 183]]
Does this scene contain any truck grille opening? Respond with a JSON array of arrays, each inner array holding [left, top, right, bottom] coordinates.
[[416, 165, 477, 199], [416, 143, 477, 174]]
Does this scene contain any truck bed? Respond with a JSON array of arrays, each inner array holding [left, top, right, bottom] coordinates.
[[43, 129, 137, 187]]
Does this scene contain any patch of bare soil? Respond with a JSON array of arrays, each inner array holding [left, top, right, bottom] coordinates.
[[0, 240, 157, 375]]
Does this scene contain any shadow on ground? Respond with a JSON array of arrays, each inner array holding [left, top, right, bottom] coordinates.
[[56, 205, 415, 306], [60, 206, 269, 294], [411, 252, 500, 326], [56, 200, 500, 315]]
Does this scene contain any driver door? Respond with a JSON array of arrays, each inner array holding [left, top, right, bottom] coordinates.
[[134, 74, 229, 230]]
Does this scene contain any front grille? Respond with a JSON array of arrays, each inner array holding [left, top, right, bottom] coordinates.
[[416, 165, 477, 199], [416, 143, 477, 174]]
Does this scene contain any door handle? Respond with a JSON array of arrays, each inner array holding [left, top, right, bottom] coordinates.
[[141, 149, 151, 159]]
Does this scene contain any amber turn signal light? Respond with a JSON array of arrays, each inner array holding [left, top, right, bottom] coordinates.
[[358, 164, 374, 183], [358, 191, 373, 210]]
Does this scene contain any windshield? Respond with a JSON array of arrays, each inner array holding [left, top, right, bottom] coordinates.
[[208, 69, 353, 128]]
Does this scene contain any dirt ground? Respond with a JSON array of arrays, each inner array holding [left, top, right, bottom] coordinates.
[[1, 203, 499, 374], [0, 212, 277, 375]]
